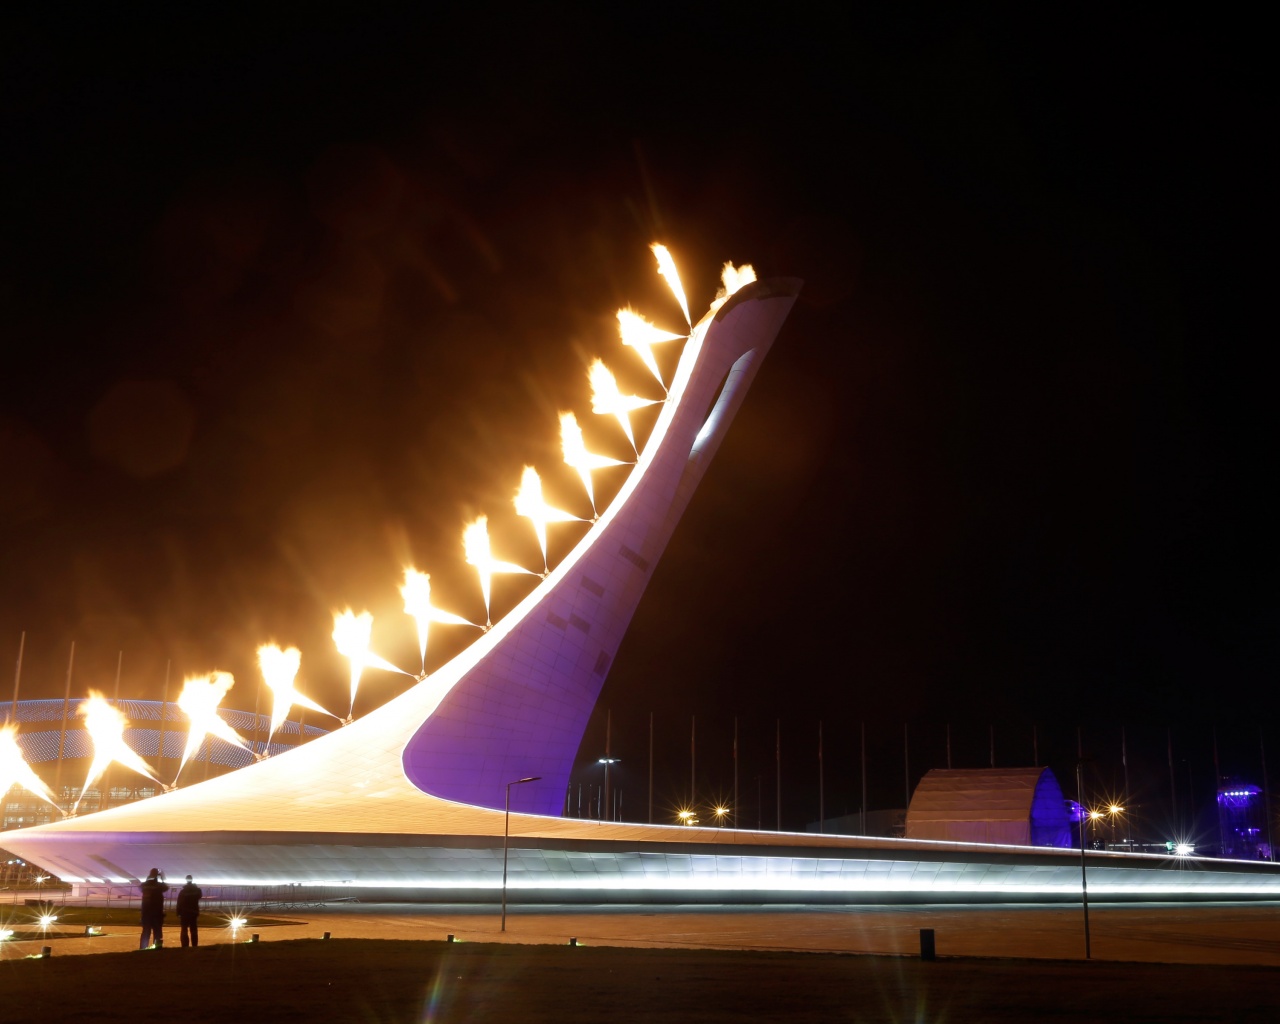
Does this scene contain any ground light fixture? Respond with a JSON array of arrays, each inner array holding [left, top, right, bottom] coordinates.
[[502, 776, 541, 932]]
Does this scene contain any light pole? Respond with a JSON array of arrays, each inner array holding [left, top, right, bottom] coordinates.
[[1076, 760, 1092, 960], [598, 757, 620, 821], [502, 776, 540, 932]]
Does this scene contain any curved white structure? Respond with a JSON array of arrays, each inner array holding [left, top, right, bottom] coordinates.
[[6, 275, 1280, 904]]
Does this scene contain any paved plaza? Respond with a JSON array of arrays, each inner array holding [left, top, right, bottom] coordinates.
[[4, 898, 1278, 966]]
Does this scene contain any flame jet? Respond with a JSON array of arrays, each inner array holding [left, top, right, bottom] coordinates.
[[0, 724, 59, 812], [333, 610, 411, 721], [651, 243, 691, 326], [463, 516, 536, 627], [513, 465, 582, 573], [400, 568, 480, 675], [176, 672, 253, 778], [559, 411, 624, 518], [257, 644, 339, 742], [77, 692, 161, 811], [616, 308, 684, 390], [589, 359, 658, 455], [709, 261, 757, 313]]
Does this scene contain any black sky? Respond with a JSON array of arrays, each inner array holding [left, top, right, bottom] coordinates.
[[1, 8, 1272, 826]]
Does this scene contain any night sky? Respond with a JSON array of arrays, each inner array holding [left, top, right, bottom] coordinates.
[[2, 9, 1272, 833]]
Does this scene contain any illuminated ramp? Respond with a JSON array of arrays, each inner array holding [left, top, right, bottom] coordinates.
[[401, 278, 803, 814]]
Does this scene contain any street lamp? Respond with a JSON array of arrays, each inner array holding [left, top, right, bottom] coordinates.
[[713, 805, 730, 826], [1076, 760, 1091, 960], [1106, 804, 1125, 850], [502, 776, 540, 932], [597, 757, 620, 821]]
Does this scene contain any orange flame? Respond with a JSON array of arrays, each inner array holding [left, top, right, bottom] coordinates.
[[77, 692, 161, 809], [559, 411, 624, 516], [616, 308, 683, 388], [463, 516, 535, 626], [651, 243, 691, 326], [176, 671, 252, 776], [333, 610, 407, 718], [513, 465, 581, 570], [589, 359, 658, 454], [0, 724, 59, 810], [709, 261, 757, 313], [400, 568, 477, 670], [257, 644, 337, 741]]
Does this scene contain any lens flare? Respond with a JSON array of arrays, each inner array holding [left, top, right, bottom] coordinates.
[[256, 644, 338, 741], [651, 242, 691, 326], [616, 308, 683, 388], [588, 359, 657, 454], [463, 516, 536, 627], [333, 610, 409, 719], [400, 568, 479, 673], [559, 411, 624, 517], [709, 261, 756, 313], [0, 724, 59, 811], [77, 692, 161, 811], [176, 672, 252, 777], [513, 466, 581, 572]]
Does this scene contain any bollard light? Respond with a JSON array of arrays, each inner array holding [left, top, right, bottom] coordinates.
[[446, 934, 455, 943], [40, 946, 52, 958], [568, 937, 578, 946], [250, 933, 260, 943], [84, 925, 103, 937], [323, 931, 331, 940]]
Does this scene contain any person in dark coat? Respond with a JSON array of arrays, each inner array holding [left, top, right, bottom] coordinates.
[[176, 874, 203, 948], [138, 868, 169, 949]]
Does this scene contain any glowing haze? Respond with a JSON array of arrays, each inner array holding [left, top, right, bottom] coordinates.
[[6, 243, 757, 808], [77, 692, 161, 811]]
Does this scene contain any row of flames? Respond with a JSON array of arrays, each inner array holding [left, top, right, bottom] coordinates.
[[2, 246, 756, 818]]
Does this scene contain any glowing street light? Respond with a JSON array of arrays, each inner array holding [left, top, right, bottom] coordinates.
[[502, 776, 541, 933], [676, 809, 698, 826], [513, 467, 581, 574], [713, 805, 730, 826]]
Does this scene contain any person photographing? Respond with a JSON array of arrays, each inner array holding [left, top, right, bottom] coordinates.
[[138, 868, 168, 949]]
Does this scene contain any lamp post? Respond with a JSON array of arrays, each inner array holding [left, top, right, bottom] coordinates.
[[597, 757, 620, 821], [1076, 760, 1092, 960], [502, 776, 540, 932]]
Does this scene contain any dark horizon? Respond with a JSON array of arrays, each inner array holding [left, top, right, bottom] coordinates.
[[3, 11, 1271, 826]]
